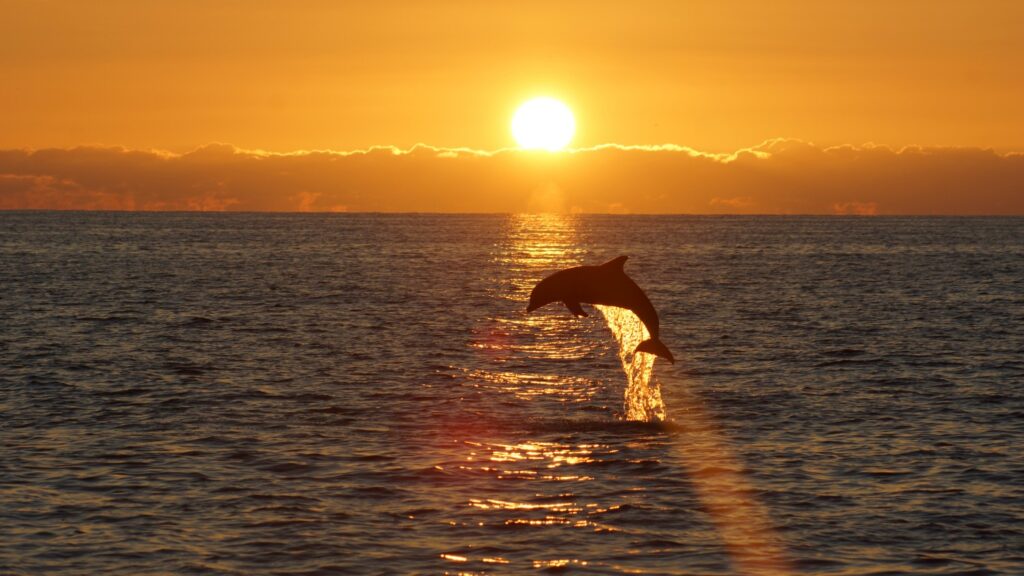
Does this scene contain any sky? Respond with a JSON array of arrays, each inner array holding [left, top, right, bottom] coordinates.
[[2, 0, 1023, 213]]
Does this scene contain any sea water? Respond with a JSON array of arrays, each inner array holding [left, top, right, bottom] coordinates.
[[1, 212, 1022, 574]]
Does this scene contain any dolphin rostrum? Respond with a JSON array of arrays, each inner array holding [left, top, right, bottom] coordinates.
[[526, 255, 674, 363]]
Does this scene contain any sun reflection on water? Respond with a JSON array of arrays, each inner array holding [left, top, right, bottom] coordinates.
[[438, 213, 791, 574], [498, 213, 585, 296]]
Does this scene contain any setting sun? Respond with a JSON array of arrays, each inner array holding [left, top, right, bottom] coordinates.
[[511, 98, 575, 151]]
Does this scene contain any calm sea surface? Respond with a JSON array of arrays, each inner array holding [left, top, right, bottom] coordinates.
[[1, 213, 1022, 575]]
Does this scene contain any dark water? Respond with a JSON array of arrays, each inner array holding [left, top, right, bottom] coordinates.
[[1, 213, 1022, 575]]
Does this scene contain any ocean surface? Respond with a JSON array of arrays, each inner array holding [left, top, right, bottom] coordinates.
[[1, 212, 1022, 575]]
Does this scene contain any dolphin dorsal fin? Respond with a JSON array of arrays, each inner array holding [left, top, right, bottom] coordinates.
[[601, 255, 628, 271]]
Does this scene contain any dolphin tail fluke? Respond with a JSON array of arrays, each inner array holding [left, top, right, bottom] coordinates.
[[635, 338, 675, 363]]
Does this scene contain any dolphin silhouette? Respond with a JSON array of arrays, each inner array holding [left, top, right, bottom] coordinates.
[[526, 255, 675, 363]]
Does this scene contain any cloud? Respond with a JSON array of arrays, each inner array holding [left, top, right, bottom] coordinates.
[[1, 140, 1022, 214], [832, 201, 878, 216], [710, 196, 756, 209]]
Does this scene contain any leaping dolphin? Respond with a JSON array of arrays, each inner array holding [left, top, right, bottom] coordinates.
[[526, 255, 675, 363]]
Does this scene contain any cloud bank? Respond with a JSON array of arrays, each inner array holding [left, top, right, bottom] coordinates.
[[1, 139, 1022, 214]]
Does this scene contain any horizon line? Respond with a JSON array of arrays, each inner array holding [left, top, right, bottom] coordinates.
[[3, 209, 1022, 218]]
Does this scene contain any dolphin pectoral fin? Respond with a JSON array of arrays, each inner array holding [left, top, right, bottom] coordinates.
[[601, 255, 628, 271], [564, 301, 588, 317], [636, 338, 675, 363]]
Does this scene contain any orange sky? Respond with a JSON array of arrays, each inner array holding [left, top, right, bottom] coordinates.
[[2, 1, 1023, 213], [3, 1, 1023, 153]]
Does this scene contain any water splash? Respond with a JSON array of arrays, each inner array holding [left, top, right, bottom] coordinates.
[[594, 305, 666, 422]]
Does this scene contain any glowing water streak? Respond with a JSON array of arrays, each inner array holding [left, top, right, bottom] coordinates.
[[594, 305, 666, 422], [669, 384, 791, 575]]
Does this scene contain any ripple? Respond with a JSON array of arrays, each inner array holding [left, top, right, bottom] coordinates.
[[1, 213, 1022, 575]]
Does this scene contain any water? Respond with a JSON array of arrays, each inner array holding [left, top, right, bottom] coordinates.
[[1, 212, 1022, 575]]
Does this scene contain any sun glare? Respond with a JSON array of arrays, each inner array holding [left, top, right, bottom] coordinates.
[[511, 98, 575, 151]]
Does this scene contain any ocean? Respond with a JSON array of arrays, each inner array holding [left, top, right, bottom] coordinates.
[[1, 212, 1022, 575]]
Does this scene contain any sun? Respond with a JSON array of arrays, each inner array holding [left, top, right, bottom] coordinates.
[[511, 97, 575, 151]]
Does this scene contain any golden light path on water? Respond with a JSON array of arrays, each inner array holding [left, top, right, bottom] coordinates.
[[450, 213, 790, 574]]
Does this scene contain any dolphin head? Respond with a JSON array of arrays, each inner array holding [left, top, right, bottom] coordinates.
[[526, 276, 558, 313]]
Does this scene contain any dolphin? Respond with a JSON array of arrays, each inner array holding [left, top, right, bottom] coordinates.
[[526, 255, 675, 363]]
